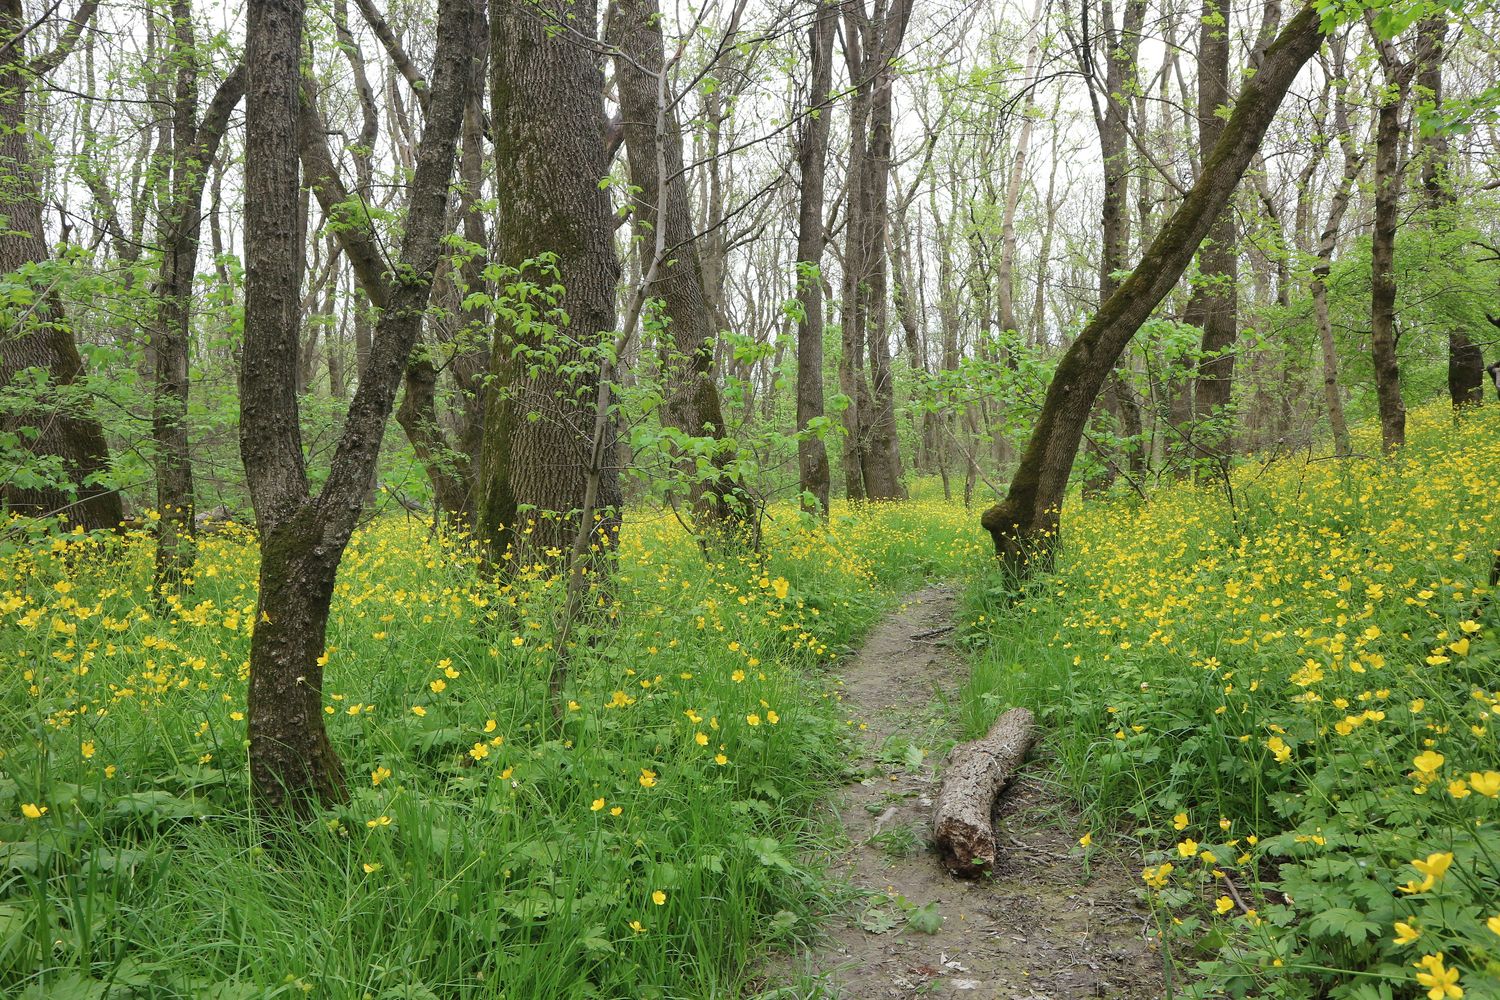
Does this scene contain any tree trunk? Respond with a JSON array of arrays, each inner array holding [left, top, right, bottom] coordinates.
[[477, 0, 623, 565], [153, 6, 247, 590], [1186, 0, 1239, 458], [795, 0, 836, 515], [1369, 22, 1411, 454], [606, 0, 746, 529], [1311, 37, 1358, 458], [981, 5, 1327, 573], [0, 0, 120, 531], [1416, 14, 1481, 410], [839, 0, 911, 501], [241, 0, 475, 812]]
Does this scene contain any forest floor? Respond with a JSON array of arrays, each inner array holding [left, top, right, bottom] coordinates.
[[760, 584, 1165, 999]]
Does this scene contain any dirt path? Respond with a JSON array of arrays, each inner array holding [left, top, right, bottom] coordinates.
[[761, 584, 1164, 999]]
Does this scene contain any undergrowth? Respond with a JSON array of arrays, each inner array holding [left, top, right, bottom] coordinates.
[[962, 403, 1500, 1000], [0, 499, 982, 999]]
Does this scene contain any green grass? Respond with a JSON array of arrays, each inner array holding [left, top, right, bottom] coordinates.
[[0, 499, 984, 999]]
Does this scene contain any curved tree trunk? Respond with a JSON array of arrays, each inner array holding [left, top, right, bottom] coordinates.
[[981, 5, 1326, 573], [477, 0, 623, 566]]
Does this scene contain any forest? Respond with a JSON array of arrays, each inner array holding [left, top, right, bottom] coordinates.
[[2, 0, 1499, 996]]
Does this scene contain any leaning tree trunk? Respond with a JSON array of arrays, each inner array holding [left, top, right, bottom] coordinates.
[[794, 0, 836, 516], [980, 4, 1327, 574], [476, 0, 623, 566], [0, 0, 120, 531], [1368, 24, 1411, 454], [241, 0, 474, 813]]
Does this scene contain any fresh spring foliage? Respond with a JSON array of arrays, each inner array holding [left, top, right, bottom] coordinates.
[[962, 402, 1500, 999]]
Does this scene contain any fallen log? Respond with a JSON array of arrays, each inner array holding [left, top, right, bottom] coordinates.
[[932, 707, 1036, 878]]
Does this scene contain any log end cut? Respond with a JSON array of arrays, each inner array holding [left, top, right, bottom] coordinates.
[[932, 707, 1037, 878]]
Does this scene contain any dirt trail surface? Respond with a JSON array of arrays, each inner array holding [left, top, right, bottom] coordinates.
[[762, 585, 1164, 999]]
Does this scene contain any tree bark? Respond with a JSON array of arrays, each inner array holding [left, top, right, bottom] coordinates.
[[241, 0, 475, 812], [1185, 0, 1239, 457], [606, 0, 747, 530], [980, 4, 1327, 573], [0, 0, 121, 531], [1415, 14, 1481, 409], [477, 0, 623, 566], [795, 0, 836, 515], [933, 707, 1036, 878], [1369, 21, 1411, 454], [839, 0, 911, 501]]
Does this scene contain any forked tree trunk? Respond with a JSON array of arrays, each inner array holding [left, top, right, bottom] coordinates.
[[477, 0, 624, 565], [981, 5, 1326, 573], [241, 0, 474, 812], [0, 0, 120, 531], [795, 0, 836, 515]]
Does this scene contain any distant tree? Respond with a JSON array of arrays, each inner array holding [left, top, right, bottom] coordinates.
[[151, 0, 246, 592], [240, 0, 475, 812]]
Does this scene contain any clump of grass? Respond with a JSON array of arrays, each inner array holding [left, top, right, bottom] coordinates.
[[962, 403, 1500, 999]]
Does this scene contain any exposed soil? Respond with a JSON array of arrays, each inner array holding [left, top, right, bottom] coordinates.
[[758, 584, 1165, 999]]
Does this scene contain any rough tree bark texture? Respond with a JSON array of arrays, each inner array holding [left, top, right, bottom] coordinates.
[[0, 0, 120, 530], [839, 0, 911, 502], [242, 0, 474, 812], [1416, 13, 1482, 409], [477, 0, 623, 565], [980, 5, 1327, 573], [1185, 0, 1240, 454], [933, 707, 1036, 878], [607, 0, 746, 529], [1369, 22, 1411, 454], [795, 0, 836, 515]]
